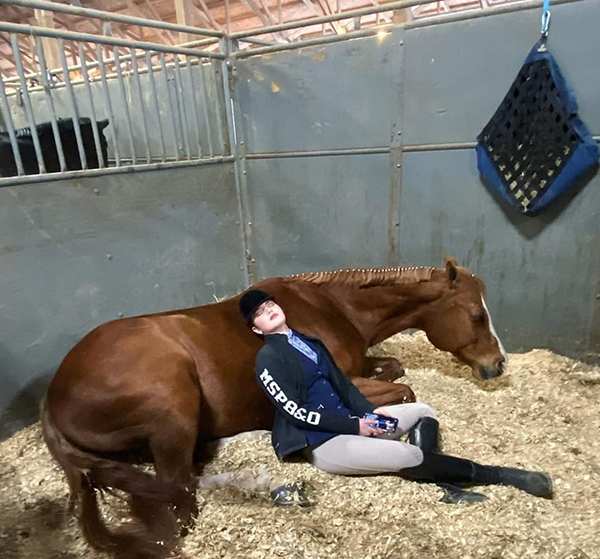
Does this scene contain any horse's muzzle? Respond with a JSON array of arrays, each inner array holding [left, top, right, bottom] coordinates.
[[478, 359, 506, 380]]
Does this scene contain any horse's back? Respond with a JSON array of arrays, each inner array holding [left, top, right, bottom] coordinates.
[[46, 301, 266, 448]]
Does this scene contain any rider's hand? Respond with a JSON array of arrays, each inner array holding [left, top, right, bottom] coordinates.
[[373, 407, 394, 419], [359, 418, 384, 437]]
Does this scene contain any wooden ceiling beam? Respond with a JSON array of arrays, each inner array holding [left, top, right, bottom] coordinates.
[[34, 8, 61, 70], [142, 0, 178, 43], [124, 0, 176, 45], [196, 0, 224, 30], [174, 0, 195, 43], [0, 32, 37, 74], [242, 0, 287, 42]]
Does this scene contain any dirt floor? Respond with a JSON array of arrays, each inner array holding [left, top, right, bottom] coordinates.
[[1, 331, 599, 559]]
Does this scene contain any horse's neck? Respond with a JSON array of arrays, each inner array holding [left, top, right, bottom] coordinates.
[[324, 272, 445, 346]]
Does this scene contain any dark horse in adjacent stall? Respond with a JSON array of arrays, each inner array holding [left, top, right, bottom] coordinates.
[[41, 257, 507, 559]]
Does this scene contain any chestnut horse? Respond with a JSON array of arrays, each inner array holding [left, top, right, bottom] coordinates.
[[41, 257, 507, 559]]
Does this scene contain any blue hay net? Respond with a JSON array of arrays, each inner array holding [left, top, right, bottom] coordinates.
[[476, 39, 599, 216]]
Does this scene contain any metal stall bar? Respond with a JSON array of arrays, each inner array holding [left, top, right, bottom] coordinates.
[[10, 34, 46, 174], [96, 43, 120, 167], [230, 0, 432, 38], [113, 47, 137, 166], [404, 0, 587, 29], [210, 62, 225, 156], [57, 39, 87, 169], [160, 53, 181, 161], [177, 36, 275, 50], [34, 35, 67, 172], [0, 71, 24, 175], [0, 0, 224, 39], [185, 56, 203, 158], [231, 0, 584, 40], [198, 59, 214, 157], [130, 48, 152, 164], [246, 147, 391, 159], [219, 38, 252, 285], [0, 22, 226, 60], [78, 42, 106, 168], [146, 51, 167, 163], [0, 156, 234, 188], [235, 26, 387, 58], [173, 56, 191, 160]]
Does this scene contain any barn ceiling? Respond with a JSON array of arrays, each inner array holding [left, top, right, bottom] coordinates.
[[0, 0, 524, 77]]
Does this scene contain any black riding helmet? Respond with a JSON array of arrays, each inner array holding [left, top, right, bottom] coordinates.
[[239, 289, 275, 326]]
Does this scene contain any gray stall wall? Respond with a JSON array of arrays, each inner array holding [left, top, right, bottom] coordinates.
[[236, 0, 600, 360], [0, 162, 244, 439]]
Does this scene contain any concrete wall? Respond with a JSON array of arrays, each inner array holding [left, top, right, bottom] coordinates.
[[235, 0, 600, 360], [0, 162, 244, 439]]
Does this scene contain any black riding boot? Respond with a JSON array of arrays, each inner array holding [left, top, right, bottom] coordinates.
[[402, 451, 553, 498], [409, 417, 486, 504]]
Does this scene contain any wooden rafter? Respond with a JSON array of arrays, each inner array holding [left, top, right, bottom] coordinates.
[[366, 0, 392, 24], [301, 0, 340, 35], [316, 0, 345, 33], [125, 0, 175, 45], [34, 9, 61, 71], [0, 32, 37, 74], [142, 0, 178, 44], [193, 0, 224, 31], [0, 0, 529, 76], [242, 0, 286, 42], [174, 0, 194, 43]]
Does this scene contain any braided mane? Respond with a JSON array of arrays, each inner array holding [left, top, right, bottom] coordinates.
[[284, 266, 435, 288]]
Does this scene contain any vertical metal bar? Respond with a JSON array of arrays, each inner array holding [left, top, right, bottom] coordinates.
[[130, 47, 151, 163], [145, 50, 166, 163], [113, 46, 137, 165], [173, 55, 191, 160], [220, 37, 252, 286], [210, 61, 225, 156], [11, 34, 46, 174], [277, 0, 282, 24], [0, 71, 25, 176], [198, 58, 213, 157], [160, 53, 181, 161], [185, 56, 203, 158], [225, 0, 231, 35], [58, 39, 88, 169], [34, 36, 67, 172], [77, 42, 105, 168], [96, 42, 120, 167]]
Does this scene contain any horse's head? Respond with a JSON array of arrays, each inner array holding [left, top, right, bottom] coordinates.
[[420, 256, 508, 381]]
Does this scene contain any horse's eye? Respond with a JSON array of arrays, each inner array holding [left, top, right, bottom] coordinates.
[[474, 313, 486, 324]]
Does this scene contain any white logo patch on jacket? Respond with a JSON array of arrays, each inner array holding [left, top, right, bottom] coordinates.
[[260, 368, 321, 425]]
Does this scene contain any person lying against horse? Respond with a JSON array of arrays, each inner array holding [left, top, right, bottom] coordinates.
[[239, 289, 553, 504]]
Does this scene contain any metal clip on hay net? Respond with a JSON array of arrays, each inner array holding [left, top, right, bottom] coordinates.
[[541, 0, 551, 39]]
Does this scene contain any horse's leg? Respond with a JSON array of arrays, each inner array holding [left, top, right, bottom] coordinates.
[[149, 396, 200, 535], [352, 377, 416, 407], [361, 356, 405, 382]]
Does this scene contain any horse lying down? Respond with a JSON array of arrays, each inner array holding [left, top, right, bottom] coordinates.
[[41, 256, 508, 559]]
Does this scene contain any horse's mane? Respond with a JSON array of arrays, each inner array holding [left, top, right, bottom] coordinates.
[[284, 266, 436, 288]]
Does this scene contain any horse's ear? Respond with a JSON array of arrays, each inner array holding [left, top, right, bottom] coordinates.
[[444, 255, 458, 286]]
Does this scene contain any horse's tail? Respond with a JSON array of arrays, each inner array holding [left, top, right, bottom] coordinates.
[[40, 398, 184, 559]]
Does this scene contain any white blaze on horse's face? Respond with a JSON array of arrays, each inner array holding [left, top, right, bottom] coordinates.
[[481, 295, 509, 371]]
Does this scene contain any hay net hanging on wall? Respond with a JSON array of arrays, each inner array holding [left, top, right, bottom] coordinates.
[[476, 39, 599, 216]]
